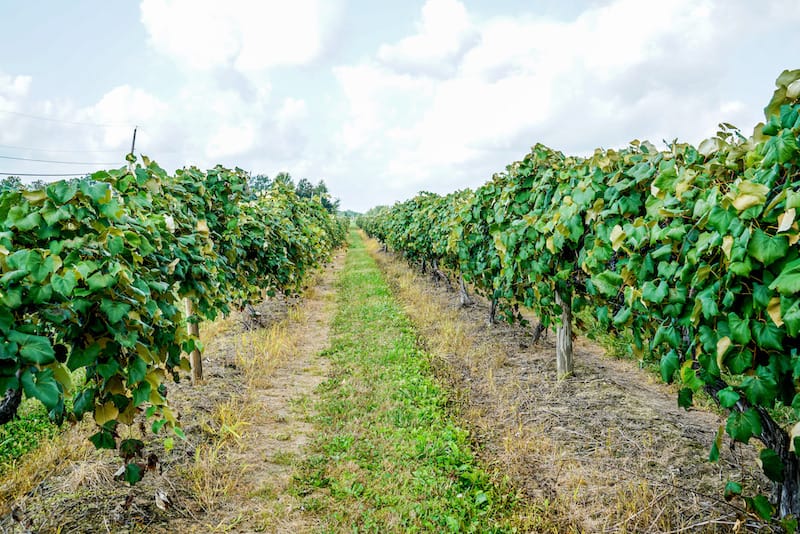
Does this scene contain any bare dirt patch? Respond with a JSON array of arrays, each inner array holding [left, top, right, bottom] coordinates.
[[365, 237, 774, 533], [0, 253, 342, 534]]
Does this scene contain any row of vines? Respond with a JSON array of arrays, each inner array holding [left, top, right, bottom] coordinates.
[[358, 70, 800, 522], [0, 156, 347, 483]]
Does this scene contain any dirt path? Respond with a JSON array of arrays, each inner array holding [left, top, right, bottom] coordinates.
[[366, 237, 772, 533], [219, 253, 341, 533]]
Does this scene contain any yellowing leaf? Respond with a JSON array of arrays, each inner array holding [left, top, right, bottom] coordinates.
[[732, 181, 769, 212], [118, 403, 137, 425], [767, 297, 784, 327], [789, 423, 800, 452], [722, 235, 734, 261], [106, 376, 126, 395], [690, 299, 702, 326], [22, 189, 47, 203], [150, 388, 165, 406], [162, 406, 177, 425], [610, 225, 625, 251], [791, 422, 800, 452], [145, 369, 165, 389], [650, 182, 661, 198], [698, 137, 721, 157], [675, 168, 697, 200], [788, 79, 800, 100], [94, 401, 119, 426], [545, 236, 555, 254], [50, 362, 73, 394], [196, 219, 209, 233], [135, 343, 153, 363], [493, 234, 506, 258], [778, 208, 796, 233], [716, 336, 732, 371]]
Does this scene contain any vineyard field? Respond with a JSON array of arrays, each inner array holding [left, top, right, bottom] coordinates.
[[358, 70, 800, 524], [4, 71, 800, 532]]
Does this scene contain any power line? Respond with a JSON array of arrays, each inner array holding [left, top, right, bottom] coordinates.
[[0, 142, 178, 155], [0, 172, 91, 177], [0, 109, 133, 128], [0, 154, 121, 166], [0, 143, 125, 154]]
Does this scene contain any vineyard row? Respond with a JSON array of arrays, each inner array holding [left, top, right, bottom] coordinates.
[[0, 157, 347, 483], [358, 70, 800, 522]]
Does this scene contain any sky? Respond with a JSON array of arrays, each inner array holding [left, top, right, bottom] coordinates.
[[0, 1, 799, 212]]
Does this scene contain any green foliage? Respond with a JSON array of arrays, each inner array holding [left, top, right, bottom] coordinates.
[[0, 157, 346, 480], [359, 69, 800, 518], [0, 400, 59, 473]]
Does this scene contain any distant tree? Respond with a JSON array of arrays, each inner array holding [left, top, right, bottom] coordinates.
[[28, 179, 46, 190], [248, 174, 271, 193], [295, 178, 315, 198], [313, 180, 340, 213], [0, 176, 22, 191], [273, 172, 294, 188]]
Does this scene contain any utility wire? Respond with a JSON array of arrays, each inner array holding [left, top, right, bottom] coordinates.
[[0, 172, 91, 177], [0, 142, 177, 155], [0, 109, 133, 128], [0, 154, 121, 166], [0, 143, 126, 154]]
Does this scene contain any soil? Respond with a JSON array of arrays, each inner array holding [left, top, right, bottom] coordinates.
[[368, 243, 776, 534], [0, 252, 342, 533]]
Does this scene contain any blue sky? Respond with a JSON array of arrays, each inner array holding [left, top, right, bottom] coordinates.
[[1, 0, 799, 212]]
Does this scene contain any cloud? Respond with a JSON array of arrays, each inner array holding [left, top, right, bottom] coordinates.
[[0, 73, 32, 101], [140, 0, 343, 73], [0, 71, 313, 180], [330, 0, 800, 210], [377, 0, 478, 77]]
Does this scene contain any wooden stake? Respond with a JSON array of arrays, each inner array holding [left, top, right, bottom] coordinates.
[[184, 298, 203, 384], [555, 288, 574, 379]]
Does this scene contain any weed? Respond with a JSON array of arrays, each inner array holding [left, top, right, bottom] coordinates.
[[292, 229, 536, 532]]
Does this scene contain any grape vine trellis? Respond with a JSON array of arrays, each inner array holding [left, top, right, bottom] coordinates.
[[359, 70, 800, 523], [0, 158, 347, 483]]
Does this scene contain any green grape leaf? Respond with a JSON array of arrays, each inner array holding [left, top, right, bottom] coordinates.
[[726, 409, 762, 443], [9, 331, 56, 365], [748, 228, 788, 266], [20, 368, 60, 409], [759, 448, 784, 482]]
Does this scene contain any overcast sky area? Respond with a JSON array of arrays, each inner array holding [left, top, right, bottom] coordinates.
[[0, 1, 799, 212]]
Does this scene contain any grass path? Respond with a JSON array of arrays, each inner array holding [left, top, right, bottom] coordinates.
[[293, 230, 532, 532]]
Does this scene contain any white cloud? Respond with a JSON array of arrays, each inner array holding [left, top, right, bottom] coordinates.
[[0, 73, 311, 179], [0, 73, 32, 100], [277, 97, 308, 126], [205, 123, 256, 159], [330, 0, 800, 209], [377, 0, 478, 76], [140, 0, 342, 72]]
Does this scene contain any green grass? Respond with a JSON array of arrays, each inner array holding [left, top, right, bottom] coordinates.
[[292, 230, 527, 533], [0, 398, 59, 475]]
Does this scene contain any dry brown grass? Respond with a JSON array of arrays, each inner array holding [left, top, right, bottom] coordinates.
[[0, 420, 97, 516]]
